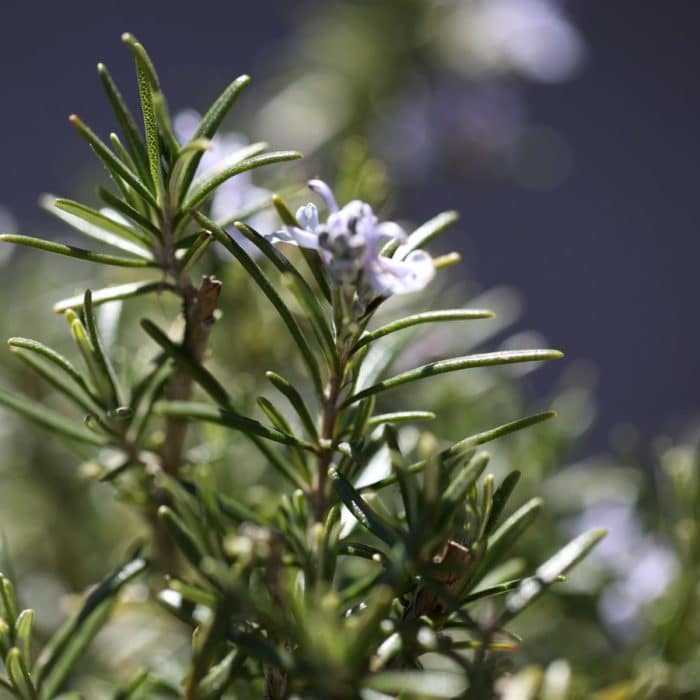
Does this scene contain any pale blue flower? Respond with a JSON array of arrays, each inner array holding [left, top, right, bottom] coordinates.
[[268, 179, 434, 297]]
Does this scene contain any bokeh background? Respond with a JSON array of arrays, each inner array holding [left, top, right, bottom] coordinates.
[[0, 1, 699, 697], [1, 0, 698, 451]]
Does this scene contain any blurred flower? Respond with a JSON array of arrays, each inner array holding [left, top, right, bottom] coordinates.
[[573, 502, 679, 640], [268, 179, 434, 297], [437, 0, 585, 84], [173, 110, 274, 239]]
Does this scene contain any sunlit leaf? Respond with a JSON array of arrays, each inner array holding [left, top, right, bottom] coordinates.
[[345, 350, 564, 405], [0, 235, 156, 268]]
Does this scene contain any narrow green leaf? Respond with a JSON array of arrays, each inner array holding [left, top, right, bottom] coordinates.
[[178, 231, 213, 275], [366, 411, 436, 429], [345, 350, 564, 406], [69, 115, 158, 209], [54, 281, 173, 313], [257, 397, 293, 434], [248, 434, 308, 488], [38, 604, 113, 700], [34, 557, 147, 696], [358, 411, 556, 493], [217, 493, 267, 527], [0, 234, 156, 268], [190, 141, 267, 190], [111, 668, 154, 700], [384, 425, 419, 532], [45, 196, 153, 254], [67, 311, 109, 408], [329, 468, 400, 546], [10, 349, 97, 414], [7, 338, 99, 404], [256, 397, 310, 478], [15, 610, 33, 670], [195, 212, 323, 395], [121, 34, 160, 88], [483, 498, 544, 571], [110, 132, 140, 176], [443, 453, 491, 513], [157, 506, 207, 568], [6, 647, 36, 700], [126, 356, 171, 444], [478, 473, 496, 541], [96, 62, 150, 181], [121, 34, 161, 193], [154, 401, 306, 448], [168, 138, 211, 205], [449, 411, 557, 454], [136, 65, 160, 193], [195, 649, 243, 700], [97, 187, 163, 240], [193, 75, 250, 140], [234, 221, 337, 368], [384, 210, 460, 259], [0, 576, 17, 628], [484, 471, 521, 536], [265, 371, 318, 441], [502, 529, 607, 620], [140, 319, 230, 407], [175, 74, 251, 197], [0, 387, 106, 446], [182, 150, 301, 212], [83, 290, 121, 408], [460, 578, 525, 605], [152, 90, 180, 164], [352, 309, 494, 352]]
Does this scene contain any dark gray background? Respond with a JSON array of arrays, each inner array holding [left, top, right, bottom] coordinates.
[[1, 1, 697, 451]]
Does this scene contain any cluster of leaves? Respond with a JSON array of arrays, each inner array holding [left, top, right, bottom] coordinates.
[[0, 37, 604, 699]]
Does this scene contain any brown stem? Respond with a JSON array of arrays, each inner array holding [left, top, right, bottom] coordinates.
[[153, 250, 220, 572], [160, 275, 222, 476]]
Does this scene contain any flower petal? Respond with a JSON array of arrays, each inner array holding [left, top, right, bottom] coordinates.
[[308, 179, 339, 213], [366, 221, 407, 252], [296, 202, 319, 232], [365, 250, 435, 296], [263, 226, 321, 250]]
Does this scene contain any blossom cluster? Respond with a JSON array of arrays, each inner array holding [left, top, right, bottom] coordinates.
[[268, 179, 435, 300]]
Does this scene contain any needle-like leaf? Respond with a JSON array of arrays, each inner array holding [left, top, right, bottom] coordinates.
[[345, 350, 564, 405], [195, 212, 323, 395], [54, 281, 173, 313], [0, 388, 106, 446], [181, 151, 301, 212], [0, 235, 156, 268], [352, 309, 495, 352]]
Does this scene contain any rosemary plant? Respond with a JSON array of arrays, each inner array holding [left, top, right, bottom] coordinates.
[[0, 37, 604, 700]]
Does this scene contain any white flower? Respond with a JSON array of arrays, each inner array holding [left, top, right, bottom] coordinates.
[[268, 179, 434, 297]]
